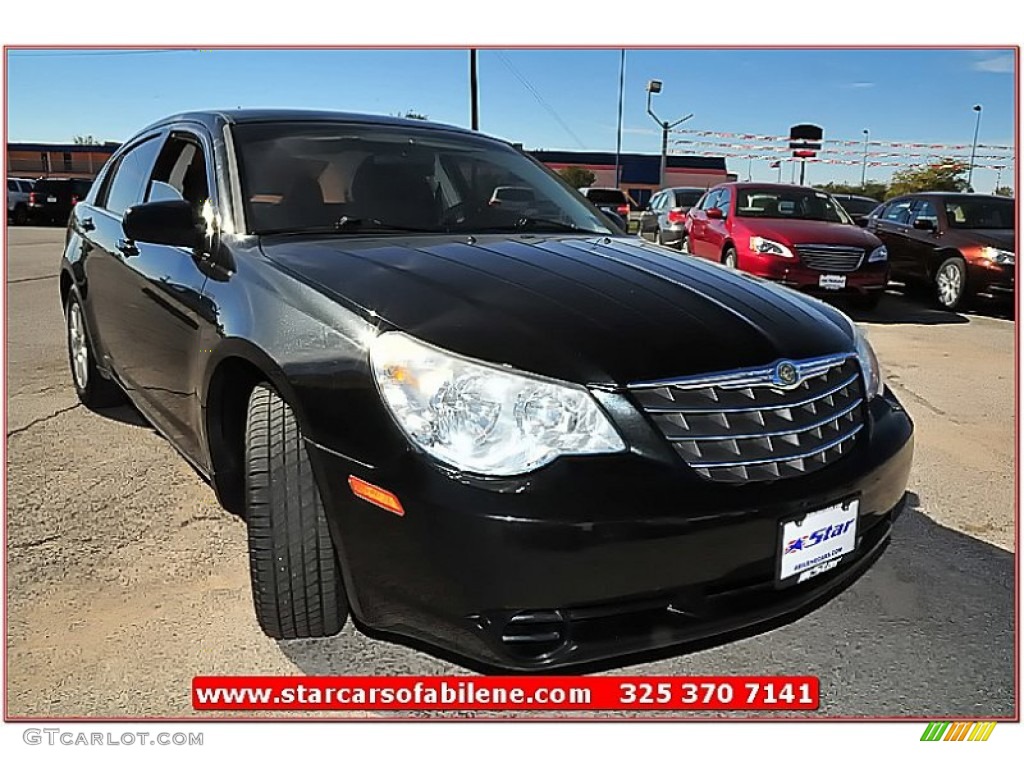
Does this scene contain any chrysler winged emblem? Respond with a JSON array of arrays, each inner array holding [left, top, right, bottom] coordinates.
[[773, 360, 800, 388]]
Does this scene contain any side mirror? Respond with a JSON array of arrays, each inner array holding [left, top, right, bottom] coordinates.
[[706, 207, 724, 220], [913, 218, 937, 232], [122, 199, 201, 248], [854, 215, 870, 228]]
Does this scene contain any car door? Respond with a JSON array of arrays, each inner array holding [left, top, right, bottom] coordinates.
[[115, 130, 220, 463], [872, 198, 916, 279], [639, 192, 663, 240], [689, 189, 720, 259], [79, 133, 166, 381], [703, 186, 732, 261], [903, 199, 942, 281]]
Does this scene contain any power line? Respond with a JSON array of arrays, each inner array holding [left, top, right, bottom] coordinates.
[[495, 52, 587, 150], [7, 48, 199, 57]]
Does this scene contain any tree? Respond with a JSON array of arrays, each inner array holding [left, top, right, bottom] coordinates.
[[395, 110, 428, 120], [886, 159, 969, 199], [994, 185, 1014, 197], [558, 166, 596, 189], [817, 180, 887, 201], [73, 135, 99, 145]]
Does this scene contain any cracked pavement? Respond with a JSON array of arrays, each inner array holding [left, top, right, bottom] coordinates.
[[3, 227, 1016, 718]]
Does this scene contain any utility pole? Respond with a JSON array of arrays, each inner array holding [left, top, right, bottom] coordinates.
[[469, 49, 479, 131], [645, 79, 693, 188]]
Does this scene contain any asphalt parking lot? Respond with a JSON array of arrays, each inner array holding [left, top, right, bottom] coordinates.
[[4, 226, 1015, 718]]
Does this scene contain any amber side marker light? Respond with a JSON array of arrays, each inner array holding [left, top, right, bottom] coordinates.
[[348, 475, 405, 517]]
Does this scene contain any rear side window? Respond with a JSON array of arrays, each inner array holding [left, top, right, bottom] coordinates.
[[674, 190, 703, 208], [102, 138, 162, 215], [585, 189, 627, 205]]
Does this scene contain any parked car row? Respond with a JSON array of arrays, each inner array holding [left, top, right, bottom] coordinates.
[[636, 182, 1015, 313], [7, 176, 94, 226]]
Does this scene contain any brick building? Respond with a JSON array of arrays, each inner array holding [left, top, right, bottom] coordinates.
[[7, 142, 120, 180], [529, 150, 729, 208]]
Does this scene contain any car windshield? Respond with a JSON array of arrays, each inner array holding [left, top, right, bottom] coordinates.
[[233, 122, 614, 236], [735, 187, 852, 224], [943, 197, 1014, 230]]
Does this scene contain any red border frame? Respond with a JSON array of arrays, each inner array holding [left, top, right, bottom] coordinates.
[[2, 43, 1019, 724]]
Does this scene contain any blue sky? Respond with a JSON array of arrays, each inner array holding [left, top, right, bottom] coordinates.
[[6, 47, 1017, 191]]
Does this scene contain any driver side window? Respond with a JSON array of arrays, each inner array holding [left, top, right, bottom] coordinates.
[[147, 134, 211, 221], [702, 190, 722, 211]]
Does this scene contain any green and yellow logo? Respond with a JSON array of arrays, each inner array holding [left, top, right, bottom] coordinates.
[[921, 722, 997, 741]]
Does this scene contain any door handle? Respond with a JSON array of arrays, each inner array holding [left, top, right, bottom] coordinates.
[[80, 217, 95, 232], [116, 238, 139, 257]]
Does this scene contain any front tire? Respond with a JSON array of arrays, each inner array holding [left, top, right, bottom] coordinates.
[[723, 246, 739, 269], [65, 295, 123, 408], [935, 256, 969, 311], [245, 384, 348, 639]]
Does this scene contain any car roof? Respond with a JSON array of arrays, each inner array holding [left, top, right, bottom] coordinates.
[[895, 191, 1011, 201], [723, 182, 825, 193], [137, 109, 478, 138]]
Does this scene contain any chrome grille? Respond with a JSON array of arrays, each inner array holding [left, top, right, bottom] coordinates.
[[630, 355, 864, 483], [794, 244, 864, 272]]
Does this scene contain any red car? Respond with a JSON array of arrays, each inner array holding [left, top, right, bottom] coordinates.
[[684, 183, 890, 309]]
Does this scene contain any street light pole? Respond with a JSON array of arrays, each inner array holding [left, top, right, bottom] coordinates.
[[967, 104, 982, 190], [646, 80, 692, 188], [614, 49, 625, 187], [861, 128, 869, 187]]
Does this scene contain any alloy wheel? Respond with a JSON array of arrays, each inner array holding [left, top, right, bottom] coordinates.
[[68, 302, 89, 390], [937, 262, 963, 308]]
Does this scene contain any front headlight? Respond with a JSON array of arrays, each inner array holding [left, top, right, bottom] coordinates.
[[370, 332, 626, 476], [980, 246, 1015, 265], [749, 236, 795, 258], [868, 245, 888, 263], [854, 328, 884, 399]]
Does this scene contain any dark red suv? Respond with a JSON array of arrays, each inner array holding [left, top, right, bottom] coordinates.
[[685, 183, 890, 309]]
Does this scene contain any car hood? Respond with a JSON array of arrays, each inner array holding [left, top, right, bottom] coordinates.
[[259, 234, 856, 387], [952, 229, 1015, 250], [739, 218, 882, 248]]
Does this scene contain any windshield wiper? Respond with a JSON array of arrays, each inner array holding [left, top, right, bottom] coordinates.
[[335, 216, 444, 234], [471, 217, 607, 235], [257, 217, 444, 236]]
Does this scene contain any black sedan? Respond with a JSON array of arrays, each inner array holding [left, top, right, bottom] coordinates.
[[61, 110, 914, 671]]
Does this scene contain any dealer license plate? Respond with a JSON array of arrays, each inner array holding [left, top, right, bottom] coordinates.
[[777, 499, 859, 585], [818, 274, 846, 290]]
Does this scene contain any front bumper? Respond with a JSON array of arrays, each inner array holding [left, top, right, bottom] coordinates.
[[740, 250, 889, 296], [310, 390, 914, 672], [968, 260, 1015, 302]]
